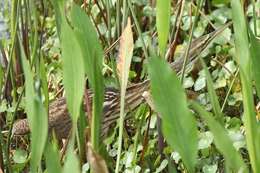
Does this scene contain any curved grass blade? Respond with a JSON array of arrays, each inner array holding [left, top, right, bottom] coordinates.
[[59, 4, 85, 131], [20, 40, 48, 172], [115, 18, 134, 173], [200, 59, 223, 124], [231, 0, 260, 171], [70, 5, 104, 151], [249, 29, 260, 99], [45, 139, 62, 173], [190, 101, 248, 173], [148, 56, 197, 172]]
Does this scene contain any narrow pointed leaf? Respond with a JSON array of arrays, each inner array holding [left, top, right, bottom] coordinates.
[[231, 0, 260, 172], [117, 18, 134, 89], [45, 139, 62, 173], [115, 18, 134, 173], [21, 42, 48, 172], [60, 7, 85, 125], [190, 101, 248, 173], [70, 5, 104, 150], [200, 59, 223, 123], [249, 29, 260, 99]]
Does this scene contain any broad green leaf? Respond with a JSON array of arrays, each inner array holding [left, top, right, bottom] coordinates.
[[63, 147, 80, 173], [70, 4, 104, 151], [249, 29, 260, 99], [156, 0, 171, 55], [200, 59, 223, 123], [60, 7, 85, 125], [115, 18, 134, 173], [45, 139, 62, 173], [21, 41, 48, 172], [231, 0, 260, 171], [148, 56, 197, 172], [190, 101, 248, 173]]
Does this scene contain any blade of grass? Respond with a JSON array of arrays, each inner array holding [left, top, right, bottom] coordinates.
[[70, 4, 104, 152], [190, 101, 248, 172], [200, 58, 223, 124], [45, 139, 62, 173], [115, 18, 134, 173], [231, 0, 260, 171], [180, 0, 204, 83], [20, 38, 48, 172], [249, 29, 260, 99], [148, 56, 197, 172]]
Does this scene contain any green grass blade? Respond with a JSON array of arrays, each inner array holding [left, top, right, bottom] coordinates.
[[70, 4, 104, 151], [60, 7, 85, 126], [115, 18, 134, 173], [249, 28, 260, 165], [63, 147, 80, 173], [200, 59, 223, 123], [148, 56, 197, 172], [249, 29, 260, 99], [190, 101, 248, 172], [156, 0, 171, 55], [45, 139, 62, 173], [39, 56, 49, 108], [20, 40, 48, 172], [50, 0, 65, 39], [231, 0, 260, 171]]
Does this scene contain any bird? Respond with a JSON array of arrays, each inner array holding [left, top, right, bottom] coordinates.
[[12, 23, 231, 139]]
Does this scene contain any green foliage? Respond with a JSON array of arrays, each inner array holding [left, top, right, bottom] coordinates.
[[3, 0, 260, 172], [59, 4, 85, 126], [249, 29, 260, 99], [156, 0, 171, 55], [231, 0, 260, 172], [45, 139, 62, 173], [200, 59, 223, 123], [63, 147, 80, 173], [20, 41, 48, 172], [70, 5, 105, 150], [190, 101, 248, 172], [148, 56, 198, 172]]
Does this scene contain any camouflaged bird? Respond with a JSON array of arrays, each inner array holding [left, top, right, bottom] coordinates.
[[12, 23, 231, 139]]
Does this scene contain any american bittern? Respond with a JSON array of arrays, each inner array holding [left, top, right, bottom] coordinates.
[[12, 23, 230, 139]]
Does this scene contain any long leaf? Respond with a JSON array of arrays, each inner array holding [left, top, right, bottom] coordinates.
[[190, 101, 248, 173], [231, 0, 260, 172], [20, 40, 48, 172], [249, 29, 260, 99], [60, 4, 85, 128], [45, 139, 62, 173], [200, 59, 223, 123], [156, 0, 171, 55], [115, 18, 134, 173], [70, 5, 104, 151], [148, 56, 197, 172]]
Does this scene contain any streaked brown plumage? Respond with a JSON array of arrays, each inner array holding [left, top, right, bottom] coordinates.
[[12, 23, 230, 139]]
